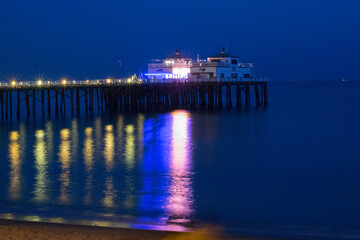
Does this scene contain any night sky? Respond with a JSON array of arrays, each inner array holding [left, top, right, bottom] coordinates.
[[1, 0, 359, 81]]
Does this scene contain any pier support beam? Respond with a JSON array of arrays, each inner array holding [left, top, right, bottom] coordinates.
[[218, 85, 223, 109], [9, 91, 12, 119], [71, 88, 74, 114], [84, 88, 88, 113], [0, 91, 3, 119], [25, 90, 30, 116], [33, 89, 36, 117], [264, 83, 268, 106], [5, 91, 8, 119], [254, 85, 260, 106], [17, 90, 20, 117], [48, 89, 51, 117], [245, 85, 250, 107], [236, 85, 242, 108], [76, 88, 80, 113], [41, 89, 45, 116], [55, 88, 59, 116]]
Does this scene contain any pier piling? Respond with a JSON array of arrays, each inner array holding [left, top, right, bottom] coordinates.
[[0, 81, 267, 119]]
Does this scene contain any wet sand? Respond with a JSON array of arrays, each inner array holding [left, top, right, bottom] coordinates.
[[0, 219, 271, 240]]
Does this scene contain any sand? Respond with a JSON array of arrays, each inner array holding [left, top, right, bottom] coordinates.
[[0, 220, 272, 240]]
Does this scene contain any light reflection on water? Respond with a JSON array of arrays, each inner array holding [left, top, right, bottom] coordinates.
[[83, 127, 94, 205], [58, 128, 72, 205], [33, 129, 49, 203], [102, 124, 117, 208], [2, 111, 195, 229], [1, 83, 360, 239], [8, 129, 23, 201], [167, 110, 193, 223], [124, 124, 135, 169], [104, 125, 115, 171]]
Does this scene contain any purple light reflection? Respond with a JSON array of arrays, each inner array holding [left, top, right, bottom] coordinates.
[[167, 110, 194, 224]]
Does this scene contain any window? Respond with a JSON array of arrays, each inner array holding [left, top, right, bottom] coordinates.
[[231, 59, 238, 64], [221, 73, 225, 78], [211, 59, 221, 63], [231, 73, 238, 78], [243, 73, 250, 78]]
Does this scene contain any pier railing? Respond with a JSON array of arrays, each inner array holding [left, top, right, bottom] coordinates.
[[0, 77, 268, 88]]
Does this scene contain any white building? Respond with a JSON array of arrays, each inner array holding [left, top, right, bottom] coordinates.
[[145, 50, 192, 81], [190, 48, 253, 81], [145, 48, 254, 82]]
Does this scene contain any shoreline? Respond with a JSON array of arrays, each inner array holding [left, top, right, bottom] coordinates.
[[0, 219, 272, 240]]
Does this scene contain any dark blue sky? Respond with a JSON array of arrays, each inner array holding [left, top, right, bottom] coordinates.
[[1, 0, 359, 81]]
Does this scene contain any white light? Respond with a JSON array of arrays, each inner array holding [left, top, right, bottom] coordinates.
[[173, 67, 190, 78], [37, 80, 43, 86], [11, 81, 16, 86], [62, 79, 67, 85]]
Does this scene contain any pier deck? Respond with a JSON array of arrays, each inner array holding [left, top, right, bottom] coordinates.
[[0, 80, 268, 119]]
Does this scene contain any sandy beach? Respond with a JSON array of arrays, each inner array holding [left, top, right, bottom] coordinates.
[[0, 219, 272, 240]]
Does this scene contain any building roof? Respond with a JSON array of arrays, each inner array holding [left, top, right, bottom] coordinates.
[[166, 49, 191, 60], [210, 48, 238, 58]]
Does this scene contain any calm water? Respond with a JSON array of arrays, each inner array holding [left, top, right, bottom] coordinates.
[[0, 82, 359, 239]]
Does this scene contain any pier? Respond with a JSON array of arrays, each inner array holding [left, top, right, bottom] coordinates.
[[0, 79, 268, 119]]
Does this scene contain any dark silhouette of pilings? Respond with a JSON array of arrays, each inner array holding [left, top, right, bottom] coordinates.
[[0, 81, 268, 119]]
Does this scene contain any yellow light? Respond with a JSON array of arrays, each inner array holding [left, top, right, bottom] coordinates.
[[37, 80, 43, 86], [127, 78, 132, 83], [104, 124, 115, 172], [58, 128, 71, 205], [11, 81, 16, 86], [106, 79, 112, 84], [125, 125, 135, 169], [61, 79, 67, 85], [33, 129, 48, 203], [8, 130, 22, 201], [85, 127, 92, 136], [10, 131, 19, 141], [60, 129, 70, 140], [105, 125, 113, 132], [35, 130, 45, 139]]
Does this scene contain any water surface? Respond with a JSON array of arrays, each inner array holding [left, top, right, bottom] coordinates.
[[0, 82, 359, 239]]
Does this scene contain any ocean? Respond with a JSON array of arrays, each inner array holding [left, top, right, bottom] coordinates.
[[0, 81, 359, 239]]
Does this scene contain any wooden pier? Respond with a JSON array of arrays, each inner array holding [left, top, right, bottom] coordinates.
[[0, 80, 268, 119]]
